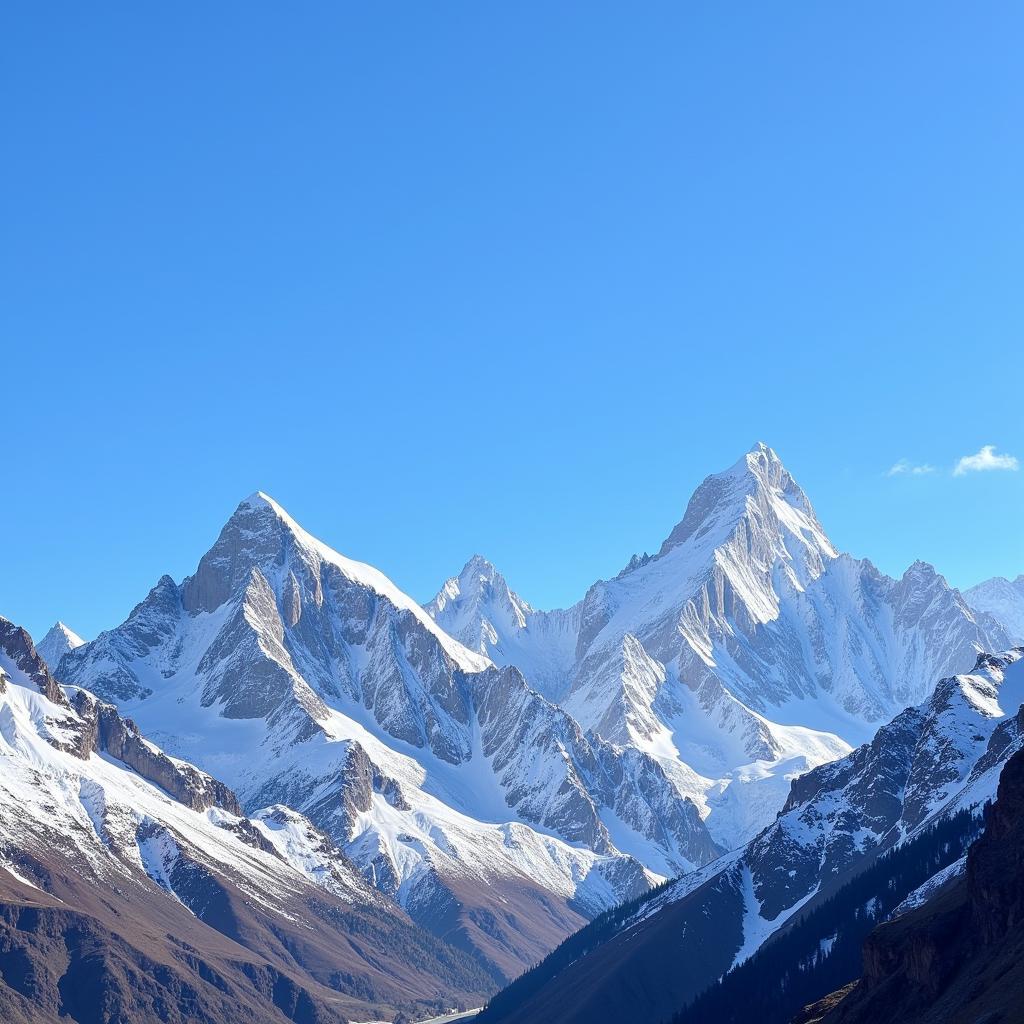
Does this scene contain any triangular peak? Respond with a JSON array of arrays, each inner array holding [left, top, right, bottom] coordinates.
[[656, 443, 832, 561]]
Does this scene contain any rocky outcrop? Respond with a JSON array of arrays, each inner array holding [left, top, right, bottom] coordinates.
[[257, 740, 410, 844], [968, 736, 1024, 943], [0, 618, 68, 706], [67, 687, 243, 814]]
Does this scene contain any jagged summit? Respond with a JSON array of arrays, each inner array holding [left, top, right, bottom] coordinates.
[[447, 554, 525, 605], [179, 493, 491, 672], [430, 554, 532, 620], [464, 552, 499, 573], [424, 553, 571, 682], [237, 489, 300, 528], [43, 621, 84, 646], [657, 442, 834, 564], [897, 560, 959, 597]]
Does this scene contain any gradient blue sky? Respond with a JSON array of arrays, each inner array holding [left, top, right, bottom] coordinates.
[[3, 2, 1022, 642]]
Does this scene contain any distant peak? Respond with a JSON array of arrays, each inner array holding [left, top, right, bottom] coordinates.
[[35, 620, 86, 672], [43, 621, 85, 645], [452, 555, 517, 598], [427, 554, 533, 623]]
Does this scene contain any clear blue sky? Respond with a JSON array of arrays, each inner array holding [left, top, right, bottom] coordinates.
[[3, 2, 1022, 642]]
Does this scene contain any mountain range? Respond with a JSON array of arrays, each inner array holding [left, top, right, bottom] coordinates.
[[427, 444, 1009, 849], [3, 442, 1021, 1024], [53, 491, 713, 983]]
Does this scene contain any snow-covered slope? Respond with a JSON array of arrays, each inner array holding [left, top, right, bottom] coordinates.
[[479, 648, 1024, 1024], [428, 444, 1008, 849], [34, 620, 85, 672], [0, 616, 495, 1022], [58, 493, 720, 980], [965, 574, 1024, 643]]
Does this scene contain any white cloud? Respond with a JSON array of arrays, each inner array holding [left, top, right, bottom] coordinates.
[[887, 459, 935, 477], [953, 445, 1020, 476]]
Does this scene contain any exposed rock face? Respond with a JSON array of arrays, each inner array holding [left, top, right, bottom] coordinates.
[[970, 738, 1024, 943], [466, 664, 720, 864], [0, 619, 68, 705], [810, 746, 1024, 1024], [68, 687, 243, 815]]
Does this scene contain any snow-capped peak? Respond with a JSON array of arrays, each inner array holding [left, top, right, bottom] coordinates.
[[429, 555, 532, 623], [424, 554, 545, 663], [901, 559, 943, 582], [35, 620, 86, 674], [182, 492, 490, 673], [656, 441, 835, 568]]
